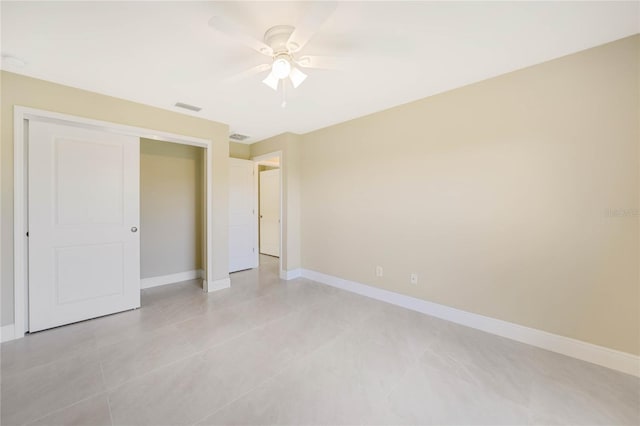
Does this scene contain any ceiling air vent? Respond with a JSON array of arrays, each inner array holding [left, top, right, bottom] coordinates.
[[174, 102, 202, 112], [229, 133, 250, 141]]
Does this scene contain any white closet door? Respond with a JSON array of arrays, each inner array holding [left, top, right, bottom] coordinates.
[[229, 158, 257, 272], [28, 121, 140, 332], [259, 169, 280, 257]]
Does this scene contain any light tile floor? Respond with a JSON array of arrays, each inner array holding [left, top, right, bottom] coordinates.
[[2, 255, 638, 425]]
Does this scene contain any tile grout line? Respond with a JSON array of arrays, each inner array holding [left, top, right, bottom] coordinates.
[[1, 334, 100, 379], [99, 359, 116, 426], [14, 341, 120, 425], [381, 344, 432, 401], [2, 272, 268, 423], [6, 273, 330, 424], [44, 278, 274, 366], [20, 391, 106, 426], [20, 348, 108, 426], [106, 393, 115, 426], [7, 344, 105, 425], [42, 282, 289, 397], [98, 295, 317, 396], [150, 280, 288, 334], [187, 305, 379, 426]]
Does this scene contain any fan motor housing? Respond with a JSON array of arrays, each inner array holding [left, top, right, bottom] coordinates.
[[264, 25, 295, 54]]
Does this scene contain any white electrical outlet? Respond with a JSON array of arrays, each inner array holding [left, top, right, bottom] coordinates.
[[410, 273, 418, 284], [376, 266, 384, 277]]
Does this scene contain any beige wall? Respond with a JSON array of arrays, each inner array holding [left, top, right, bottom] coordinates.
[[2, 34, 637, 356], [250, 133, 302, 271], [300, 35, 640, 355], [1, 71, 230, 326], [140, 139, 203, 278], [229, 141, 250, 159]]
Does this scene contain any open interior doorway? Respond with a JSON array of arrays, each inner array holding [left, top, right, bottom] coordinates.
[[253, 154, 282, 268], [258, 166, 280, 262]]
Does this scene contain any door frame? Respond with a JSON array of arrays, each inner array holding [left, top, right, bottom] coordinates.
[[13, 106, 216, 338], [252, 151, 283, 279]]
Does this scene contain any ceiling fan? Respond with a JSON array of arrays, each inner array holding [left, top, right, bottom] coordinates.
[[208, 2, 340, 105]]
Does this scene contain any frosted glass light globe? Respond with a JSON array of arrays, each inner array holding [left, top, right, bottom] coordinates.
[[272, 58, 291, 79]]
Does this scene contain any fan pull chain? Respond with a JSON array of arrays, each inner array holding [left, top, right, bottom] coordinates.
[[281, 80, 287, 108]]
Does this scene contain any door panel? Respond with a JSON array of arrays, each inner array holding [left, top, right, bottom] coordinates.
[[28, 121, 140, 332], [259, 169, 280, 257], [229, 158, 257, 272], [55, 243, 124, 304], [55, 139, 124, 225]]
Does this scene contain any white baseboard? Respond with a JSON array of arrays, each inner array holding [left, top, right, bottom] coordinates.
[[280, 269, 302, 280], [140, 269, 204, 289], [1, 324, 15, 343], [301, 269, 640, 377], [205, 277, 231, 292]]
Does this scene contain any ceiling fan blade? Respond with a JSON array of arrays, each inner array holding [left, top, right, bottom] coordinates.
[[289, 67, 307, 88], [208, 15, 273, 56], [224, 63, 271, 84], [262, 70, 279, 91], [295, 55, 343, 70], [287, 2, 338, 53]]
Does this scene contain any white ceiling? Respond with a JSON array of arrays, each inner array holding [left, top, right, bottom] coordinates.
[[2, 1, 638, 143]]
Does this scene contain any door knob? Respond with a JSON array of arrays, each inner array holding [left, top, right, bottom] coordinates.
[[131, 227, 138, 233]]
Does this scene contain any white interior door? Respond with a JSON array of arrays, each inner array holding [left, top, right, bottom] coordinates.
[[28, 121, 140, 332], [259, 169, 280, 257], [229, 158, 257, 272]]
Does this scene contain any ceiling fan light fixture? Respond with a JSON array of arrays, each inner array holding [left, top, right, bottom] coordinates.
[[289, 66, 307, 88], [272, 57, 291, 79], [262, 70, 279, 91]]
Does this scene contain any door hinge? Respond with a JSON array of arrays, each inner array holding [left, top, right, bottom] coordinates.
[[253, 247, 255, 253], [26, 231, 29, 237]]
